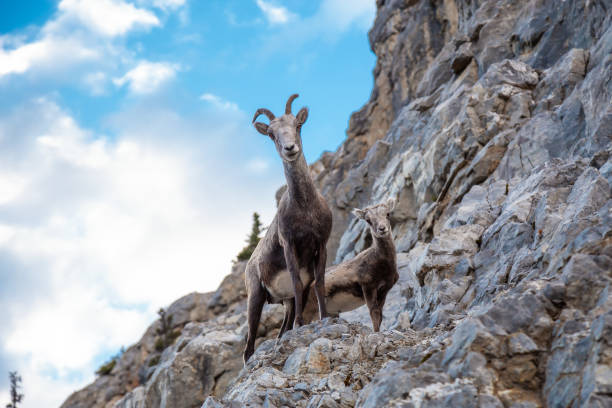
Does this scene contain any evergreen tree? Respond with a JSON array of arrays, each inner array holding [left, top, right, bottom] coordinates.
[[236, 212, 263, 262], [6, 371, 23, 408]]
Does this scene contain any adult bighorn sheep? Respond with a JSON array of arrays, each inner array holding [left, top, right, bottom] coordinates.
[[244, 94, 332, 364], [302, 199, 399, 332]]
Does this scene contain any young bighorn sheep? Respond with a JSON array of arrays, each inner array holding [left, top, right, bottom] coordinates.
[[302, 199, 399, 331], [244, 94, 332, 364]]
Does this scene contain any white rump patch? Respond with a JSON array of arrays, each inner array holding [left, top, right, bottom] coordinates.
[[269, 268, 311, 300]]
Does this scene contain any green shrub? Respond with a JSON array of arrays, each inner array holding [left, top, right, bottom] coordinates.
[[168, 329, 181, 344], [148, 356, 161, 367], [154, 308, 181, 352], [95, 359, 116, 376], [154, 329, 181, 351], [95, 347, 124, 376], [154, 337, 166, 352]]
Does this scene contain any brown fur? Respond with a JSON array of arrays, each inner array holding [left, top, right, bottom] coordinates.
[[243, 94, 332, 364], [302, 199, 399, 331]]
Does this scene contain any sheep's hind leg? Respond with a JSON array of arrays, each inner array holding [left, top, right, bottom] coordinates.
[[284, 244, 305, 328], [314, 244, 329, 320]]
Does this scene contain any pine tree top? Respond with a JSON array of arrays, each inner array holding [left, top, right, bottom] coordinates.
[[236, 212, 263, 262]]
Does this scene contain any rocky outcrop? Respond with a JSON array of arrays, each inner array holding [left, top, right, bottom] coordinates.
[[202, 319, 439, 408], [206, 157, 611, 407], [211, 0, 611, 405], [113, 303, 283, 408], [314, 0, 611, 266], [62, 0, 611, 407], [60, 291, 216, 408]]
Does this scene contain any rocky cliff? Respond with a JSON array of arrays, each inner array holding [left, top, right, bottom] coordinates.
[[62, 0, 611, 407]]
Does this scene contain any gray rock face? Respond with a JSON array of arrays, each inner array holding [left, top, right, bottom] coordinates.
[[60, 291, 216, 408], [206, 158, 609, 408], [109, 269, 284, 408], [113, 304, 283, 408], [217, 319, 435, 408], [62, 0, 612, 407]]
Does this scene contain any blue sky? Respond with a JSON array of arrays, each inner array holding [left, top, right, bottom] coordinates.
[[0, 0, 375, 406]]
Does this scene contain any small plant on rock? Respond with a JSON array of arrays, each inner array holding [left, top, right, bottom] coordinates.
[[95, 347, 124, 376], [148, 355, 161, 367], [95, 360, 116, 376], [155, 308, 180, 352]]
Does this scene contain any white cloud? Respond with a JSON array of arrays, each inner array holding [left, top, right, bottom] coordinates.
[[200, 93, 239, 111], [149, 0, 187, 10], [0, 363, 92, 408], [5, 287, 147, 373], [0, 99, 283, 406], [58, 0, 160, 37], [0, 36, 98, 77], [256, 0, 295, 25], [246, 158, 270, 173], [255, 0, 375, 33], [317, 0, 376, 31], [0, 172, 27, 205], [0, 0, 178, 80], [83, 71, 108, 95], [114, 61, 179, 94], [250, 0, 375, 57]]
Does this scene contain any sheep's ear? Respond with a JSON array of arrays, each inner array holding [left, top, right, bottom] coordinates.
[[254, 122, 269, 136], [386, 198, 396, 212], [352, 208, 366, 220], [296, 107, 309, 126]]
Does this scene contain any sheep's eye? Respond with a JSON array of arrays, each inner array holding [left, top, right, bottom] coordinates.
[[387, 212, 390, 218]]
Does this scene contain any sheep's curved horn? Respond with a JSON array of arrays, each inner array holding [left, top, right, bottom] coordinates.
[[252, 108, 275, 123], [285, 94, 299, 114]]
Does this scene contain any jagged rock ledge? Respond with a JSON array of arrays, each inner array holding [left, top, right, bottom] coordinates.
[[202, 318, 438, 408]]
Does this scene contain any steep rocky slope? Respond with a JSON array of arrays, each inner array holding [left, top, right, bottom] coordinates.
[[62, 0, 611, 407]]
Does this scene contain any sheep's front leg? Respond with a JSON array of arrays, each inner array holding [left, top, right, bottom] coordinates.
[[314, 244, 329, 320], [278, 299, 295, 339], [375, 288, 390, 331], [284, 244, 304, 328], [364, 286, 383, 332]]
